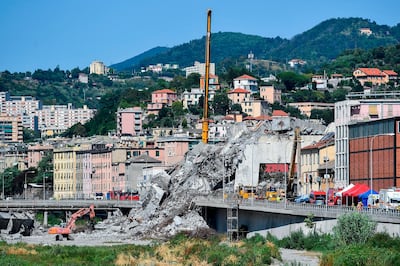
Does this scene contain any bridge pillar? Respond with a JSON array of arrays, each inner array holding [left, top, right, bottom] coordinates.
[[108, 211, 112, 219], [43, 211, 48, 227]]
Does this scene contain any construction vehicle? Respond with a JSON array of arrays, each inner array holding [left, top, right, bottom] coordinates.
[[48, 204, 95, 241], [286, 127, 301, 200]]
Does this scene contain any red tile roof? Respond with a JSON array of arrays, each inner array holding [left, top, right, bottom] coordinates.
[[152, 89, 176, 94], [358, 68, 384, 76], [222, 115, 234, 120], [383, 70, 398, 76], [243, 116, 255, 121], [234, 74, 257, 80], [228, 88, 251, 94], [255, 115, 272, 121], [272, 110, 288, 117]]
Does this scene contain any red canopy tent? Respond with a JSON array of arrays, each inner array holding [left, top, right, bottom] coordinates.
[[342, 184, 370, 205]]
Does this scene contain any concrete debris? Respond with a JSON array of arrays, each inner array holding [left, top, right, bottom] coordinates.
[[4, 120, 327, 245]]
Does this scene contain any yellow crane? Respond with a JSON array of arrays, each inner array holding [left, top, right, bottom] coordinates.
[[202, 9, 212, 143]]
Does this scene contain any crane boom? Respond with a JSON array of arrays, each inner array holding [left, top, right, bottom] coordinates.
[[286, 127, 300, 199], [201, 9, 212, 144]]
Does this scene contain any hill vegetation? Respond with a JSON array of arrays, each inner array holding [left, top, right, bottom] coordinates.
[[113, 18, 400, 72]]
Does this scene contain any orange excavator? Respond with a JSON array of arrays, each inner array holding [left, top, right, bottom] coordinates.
[[48, 204, 95, 241]]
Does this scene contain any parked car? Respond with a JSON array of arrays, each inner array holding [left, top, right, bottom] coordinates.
[[294, 195, 309, 203], [94, 192, 104, 200]]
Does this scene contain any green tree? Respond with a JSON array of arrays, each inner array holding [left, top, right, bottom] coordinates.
[[231, 103, 242, 113], [310, 109, 334, 125], [211, 92, 230, 115], [277, 72, 309, 91], [332, 212, 377, 246]]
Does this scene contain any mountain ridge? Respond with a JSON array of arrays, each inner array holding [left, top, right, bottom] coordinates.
[[111, 17, 399, 72]]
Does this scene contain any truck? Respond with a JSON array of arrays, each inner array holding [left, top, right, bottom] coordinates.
[[48, 204, 95, 241], [379, 189, 400, 209]]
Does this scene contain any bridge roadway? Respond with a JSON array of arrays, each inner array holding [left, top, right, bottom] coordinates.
[[194, 196, 400, 224], [0, 199, 140, 212]]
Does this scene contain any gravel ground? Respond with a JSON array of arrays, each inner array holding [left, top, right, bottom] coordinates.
[[272, 248, 321, 266]]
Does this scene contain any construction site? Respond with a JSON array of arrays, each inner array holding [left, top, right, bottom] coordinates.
[[0, 118, 326, 247]]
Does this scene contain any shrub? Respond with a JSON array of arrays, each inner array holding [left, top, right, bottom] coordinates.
[[332, 212, 376, 246]]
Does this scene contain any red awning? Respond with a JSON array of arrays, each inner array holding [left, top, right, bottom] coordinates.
[[342, 184, 369, 197]]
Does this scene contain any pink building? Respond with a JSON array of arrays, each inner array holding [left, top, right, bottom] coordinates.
[[91, 149, 113, 196], [116, 107, 143, 137], [227, 88, 251, 104], [147, 89, 177, 115], [27, 144, 53, 168], [155, 138, 191, 166]]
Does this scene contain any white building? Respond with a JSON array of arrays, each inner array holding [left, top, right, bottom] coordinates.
[[233, 74, 258, 93], [184, 61, 215, 77], [37, 104, 95, 137]]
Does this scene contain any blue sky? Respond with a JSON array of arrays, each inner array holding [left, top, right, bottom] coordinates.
[[0, 0, 399, 73]]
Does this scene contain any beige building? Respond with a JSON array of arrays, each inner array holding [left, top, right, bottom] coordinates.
[[90, 61, 108, 75], [227, 88, 251, 104], [241, 100, 268, 117], [288, 102, 334, 118], [0, 115, 23, 143], [260, 85, 281, 104]]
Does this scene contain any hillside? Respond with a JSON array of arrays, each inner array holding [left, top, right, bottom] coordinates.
[[113, 18, 400, 72]]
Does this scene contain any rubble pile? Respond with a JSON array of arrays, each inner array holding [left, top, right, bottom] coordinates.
[[90, 123, 252, 240]]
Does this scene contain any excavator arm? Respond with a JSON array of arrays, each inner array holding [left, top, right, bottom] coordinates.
[[48, 204, 95, 240]]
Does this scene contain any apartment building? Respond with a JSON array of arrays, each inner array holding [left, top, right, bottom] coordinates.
[[184, 61, 215, 77], [147, 89, 177, 116], [288, 102, 335, 118], [37, 104, 94, 137], [200, 74, 220, 91], [116, 107, 143, 137], [0, 115, 23, 143], [241, 100, 268, 117], [227, 88, 251, 104], [233, 74, 258, 93], [260, 85, 281, 104]]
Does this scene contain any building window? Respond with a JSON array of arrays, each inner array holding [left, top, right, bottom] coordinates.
[[156, 151, 160, 157]]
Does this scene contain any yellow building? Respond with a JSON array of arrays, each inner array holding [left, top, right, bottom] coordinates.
[[53, 146, 80, 199]]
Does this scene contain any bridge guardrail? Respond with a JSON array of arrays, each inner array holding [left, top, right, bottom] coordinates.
[[194, 196, 400, 222]]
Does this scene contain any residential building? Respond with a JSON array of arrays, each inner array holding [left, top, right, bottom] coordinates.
[[147, 89, 177, 116], [182, 88, 204, 109], [227, 88, 251, 104], [184, 61, 215, 77], [200, 74, 220, 91], [116, 107, 143, 137], [288, 59, 306, 68], [89, 61, 108, 75], [359, 28, 372, 36], [233, 74, 258, 93], [260, 85, 281, 104], [155, 137, 191, 167], [78, 73, 88, 84], [27, 143, 53, 169], [300, 133, 335, 195], [0, 115, 23, 143], [288, 102, 335, 118], [335, 92, 400, 188], [241, 100, 268, 117], [353, 68, 398, 86], [37, 104, 95, 137]]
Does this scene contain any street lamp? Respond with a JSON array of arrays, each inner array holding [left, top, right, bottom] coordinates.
[[24, 170, 35, 200], [369, 133, 395, 201], [43, 171, 53, 200]]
